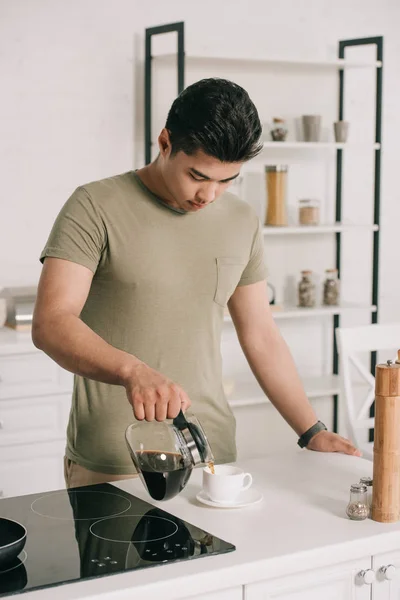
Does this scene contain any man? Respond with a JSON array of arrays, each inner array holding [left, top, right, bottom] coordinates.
[[32, 78, 361, 489]]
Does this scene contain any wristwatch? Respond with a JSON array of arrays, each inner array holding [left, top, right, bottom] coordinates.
[[297, 420, 327, 448]]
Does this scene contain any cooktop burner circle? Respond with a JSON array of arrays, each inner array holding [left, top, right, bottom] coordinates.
[[0, 550, 28, 575], [30, 490, 132, 521], [90, 514, 179, 544]]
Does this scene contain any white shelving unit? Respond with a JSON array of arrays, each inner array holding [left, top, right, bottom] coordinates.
[[155, 54, 382, 70], [262, 223, 379, 235], [224, 303, 377, 323], [228, 375, 341, 409], [262, 141, 380, 150], [146, 25, 382, 433]]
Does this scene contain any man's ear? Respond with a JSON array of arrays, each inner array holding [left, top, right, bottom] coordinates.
[[158, 128, 172, 157]]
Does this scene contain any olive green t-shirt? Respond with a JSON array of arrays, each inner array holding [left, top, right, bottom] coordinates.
[[40, 171, 267, 474]]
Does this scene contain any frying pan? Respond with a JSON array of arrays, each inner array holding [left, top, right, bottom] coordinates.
[[0, 517, 27, 567], [0, 558, 27, 594]]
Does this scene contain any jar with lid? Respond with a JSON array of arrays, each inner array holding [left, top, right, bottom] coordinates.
[[265, 165, 288, 226], [298, 270, 316, 308], [299, 199, 320, 226], [323, 269, 340, 306], [346, 483, 369, 520], [270, 118, 287, 142], [359, 477, 373, 510]]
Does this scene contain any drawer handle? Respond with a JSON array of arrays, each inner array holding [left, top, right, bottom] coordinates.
[[358, 569, 375, 585], [0, 421, 4, 430], [380, 565, 396, 580]]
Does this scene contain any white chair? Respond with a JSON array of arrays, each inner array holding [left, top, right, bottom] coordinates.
[[335, 323, 400, 461]]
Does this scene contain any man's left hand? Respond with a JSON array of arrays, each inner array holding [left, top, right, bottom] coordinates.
[[307, 430, 362, 457]]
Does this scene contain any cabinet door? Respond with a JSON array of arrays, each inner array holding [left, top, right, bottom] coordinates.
[[372, 549, 400, 600], [0, 348, 73, 401], [0, 392, 71, 445], [0, 440, 65, 497], [183, 588, 242, 600], [245, 557, 372, 600]]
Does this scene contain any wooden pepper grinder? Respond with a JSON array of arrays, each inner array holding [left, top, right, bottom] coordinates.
[[371, 352, 400, 523]]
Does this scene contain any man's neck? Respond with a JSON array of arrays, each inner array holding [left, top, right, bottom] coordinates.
[[136, 160, 181, 211]]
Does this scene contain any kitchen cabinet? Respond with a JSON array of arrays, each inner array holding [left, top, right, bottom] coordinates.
[[372, 550, 400, 599], [243, 552, 400, 600], [7, 452, 400, 600], [245, 557, 372, 600], [0, 328, 72, 496], [0, 438, 66, 496], [0, 392, 71, 446]]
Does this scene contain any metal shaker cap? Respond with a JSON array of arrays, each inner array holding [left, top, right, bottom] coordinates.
[[351, 483, 368, 493], [359, 477, 373, 487]]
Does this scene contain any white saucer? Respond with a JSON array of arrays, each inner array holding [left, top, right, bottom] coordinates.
[[196, 488, 263, 508]]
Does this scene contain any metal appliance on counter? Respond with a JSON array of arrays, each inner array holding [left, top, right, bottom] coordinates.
[[0, 286, 37, 330], [0, 483, 235, 597]]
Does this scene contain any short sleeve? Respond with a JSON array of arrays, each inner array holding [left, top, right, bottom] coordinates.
[[40, 186, 106, 273], [237, 218, 267, 286]]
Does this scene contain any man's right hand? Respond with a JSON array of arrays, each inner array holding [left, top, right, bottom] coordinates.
[[123, 363, 191, 421]]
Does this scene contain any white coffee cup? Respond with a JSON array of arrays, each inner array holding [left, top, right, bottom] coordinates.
[[203, 465, 253, 504]]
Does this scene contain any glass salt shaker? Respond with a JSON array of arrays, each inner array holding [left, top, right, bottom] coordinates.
[[298, 270, 316, 308], [346, 483, 369, 521], [323, 268, 340, 306], [359, 477, 373, 512]]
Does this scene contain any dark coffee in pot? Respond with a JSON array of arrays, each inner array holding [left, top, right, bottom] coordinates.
[[136, 451, 192, 501]]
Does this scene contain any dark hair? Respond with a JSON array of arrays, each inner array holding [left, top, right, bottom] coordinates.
[[165, 78, 263, 162]]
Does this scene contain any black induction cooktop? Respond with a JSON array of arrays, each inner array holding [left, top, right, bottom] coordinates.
[[0, 483, 235, 597]]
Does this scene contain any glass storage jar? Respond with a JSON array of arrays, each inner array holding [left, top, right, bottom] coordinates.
[[323, 269, 340, 306], [270, 118, 287, 142], [298, 199, 320, 225], [265, 165, 288, 226], [298, 270, 316, 308]]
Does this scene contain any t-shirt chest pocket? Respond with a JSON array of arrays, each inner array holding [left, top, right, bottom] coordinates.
[[214, 257, 246, 307]]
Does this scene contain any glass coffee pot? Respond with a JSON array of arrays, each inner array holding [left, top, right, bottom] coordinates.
[[125, 411, 215, 501]]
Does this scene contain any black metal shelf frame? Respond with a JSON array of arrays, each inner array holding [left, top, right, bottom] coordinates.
[[145, 22, 184, 165], [333, 36, 383, 435], [144, 23, 383, 434]]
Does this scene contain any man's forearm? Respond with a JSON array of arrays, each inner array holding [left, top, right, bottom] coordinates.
[[32, 311, 143, 386], [239, 321, 318, 436]]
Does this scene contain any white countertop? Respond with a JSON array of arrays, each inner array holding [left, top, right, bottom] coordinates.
[[18, 449, 400, 600]]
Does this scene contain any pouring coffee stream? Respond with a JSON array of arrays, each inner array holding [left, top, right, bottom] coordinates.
[[125, 410, 215, 501]]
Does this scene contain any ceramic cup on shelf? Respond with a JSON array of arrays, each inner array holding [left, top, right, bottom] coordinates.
[[202, 465, 253, 504], [302, 115, 321, 142], [334, 120, 349, 143]]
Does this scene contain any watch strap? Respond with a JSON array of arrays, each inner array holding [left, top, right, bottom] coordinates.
[[297, 420, 327, 448]]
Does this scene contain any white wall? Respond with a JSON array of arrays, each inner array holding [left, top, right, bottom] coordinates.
[[1, 0, 399, 449]]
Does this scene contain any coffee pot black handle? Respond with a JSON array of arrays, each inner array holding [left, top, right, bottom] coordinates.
[[173, 410, 208, 463], [173, 410, 188, 431]]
